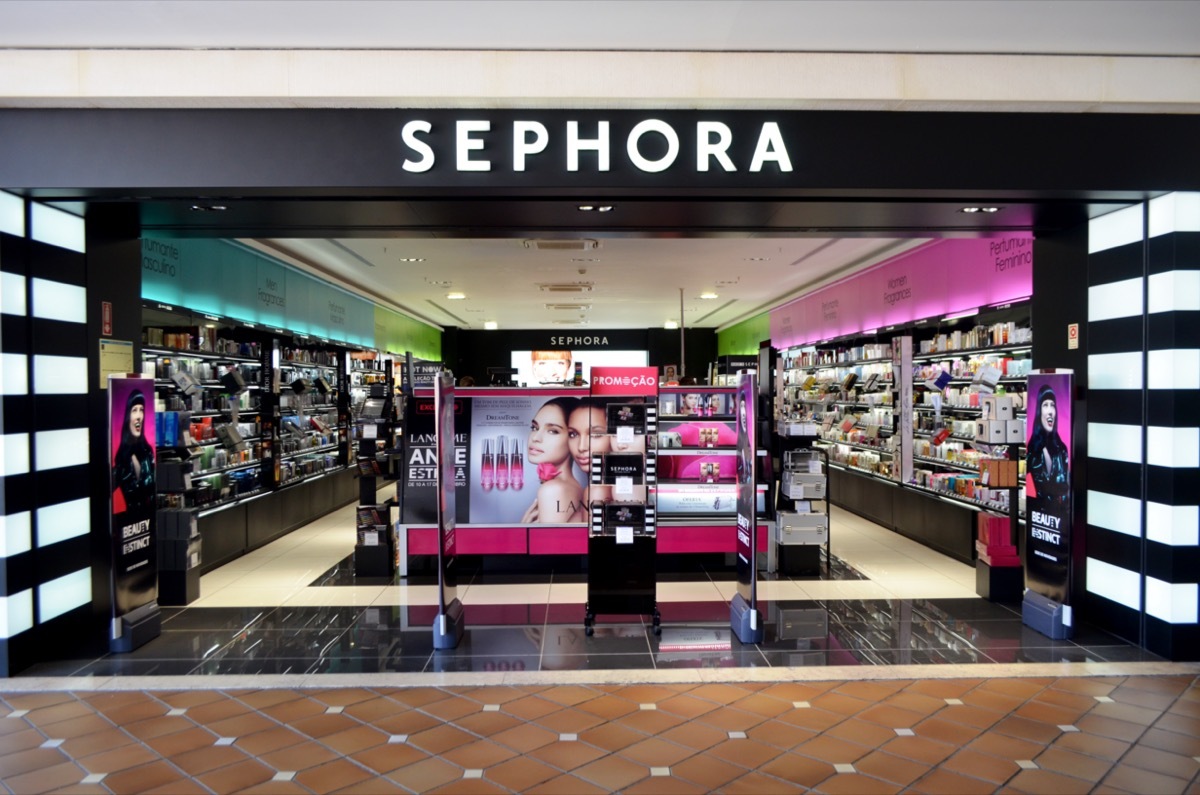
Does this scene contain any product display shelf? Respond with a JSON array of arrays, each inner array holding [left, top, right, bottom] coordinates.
[[911, 342, 1032, 362], [354, 367, 398, 578]]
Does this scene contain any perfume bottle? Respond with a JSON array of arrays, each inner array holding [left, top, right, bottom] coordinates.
[[509, 436, 524, 490], [496, 434, 510, 490], [481, 438, 495, 491]]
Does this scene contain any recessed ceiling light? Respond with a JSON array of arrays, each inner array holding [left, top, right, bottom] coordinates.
[[700, 292, 719, 300], [980, 207, 1001, 213], [744, 257, 770, 262], [664, 320, 679, 330], [398, 257, 426, 263], [577, 205, 595, 212], [960, 207, 981, 213], [571, 258, 599, 263], [484, 321, 498, 330], [446, 292, 466, 300], [597, 205, 614, 212]]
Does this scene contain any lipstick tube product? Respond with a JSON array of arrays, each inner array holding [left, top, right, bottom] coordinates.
[[509, 436, 524, 490], [481, 438, 495, 491], [496, 434, 510, 490]]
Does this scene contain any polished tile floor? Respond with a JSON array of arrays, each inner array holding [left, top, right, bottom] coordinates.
[[6, 493, 1200, 793]]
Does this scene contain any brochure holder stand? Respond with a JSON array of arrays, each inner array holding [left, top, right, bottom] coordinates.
[[354, 363, 395, 578]]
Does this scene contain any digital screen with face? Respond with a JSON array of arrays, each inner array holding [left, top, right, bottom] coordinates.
[[511, 350, 648, 387]]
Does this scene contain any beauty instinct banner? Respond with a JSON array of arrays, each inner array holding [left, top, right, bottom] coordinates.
[[109, 376, 158, 617], [1025, 372, 1074, 604]]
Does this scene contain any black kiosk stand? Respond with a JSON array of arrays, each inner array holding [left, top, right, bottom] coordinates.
[[584, 368, 661, 636], [353, 362, 395, 578]]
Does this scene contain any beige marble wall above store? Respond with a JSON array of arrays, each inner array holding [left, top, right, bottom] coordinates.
[[1, 50, 1198, 112]]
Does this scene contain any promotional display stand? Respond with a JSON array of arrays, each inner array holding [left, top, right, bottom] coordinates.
[[354, 363, 396, 578], [584, 368, 660, 636]]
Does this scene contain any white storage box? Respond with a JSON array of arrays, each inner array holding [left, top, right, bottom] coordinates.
[[782, 472, 826, 499], [777, 511, 829, 545], [778, 421, 819, 437], [1006, 419, 1025, 443]]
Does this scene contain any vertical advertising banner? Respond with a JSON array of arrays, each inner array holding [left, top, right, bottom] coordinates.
[[735, 373, 757, 607], [1025, 372, 1074, 603], [402, 395, 471, 524], [109, 376, 158, 617], [435, 374, 458, 611]]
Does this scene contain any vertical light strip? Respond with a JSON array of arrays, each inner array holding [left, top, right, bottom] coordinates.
[[32, 355, 88, 395], [1145, 578, 1199, 624], [1087, 352, 1143, 390], [1087, 278, 1144, 322], [0, 272, 27, 316], [1086, 558, 1142, 609], [1146, 426, 1200, 468], [1146, 503, 1199, 546], [1086, 490, 1143, 538], [0, 191, 23, 237], [1, 353, 28, 396], [34, 427, 89, 471], [1148, 271, 1200, 313], [31, 279, 86, 324], [29, 203, 85, 254], [1, 433, 30, 476], [1088, 204, 1145, 254], [35, 498, 90, 547], [1087, 422, 1144, 464], [1148, 192, 1200, 238], [0, 590, 34, 639], [37, 568, 91, 623], [0, 512, 32, 558]]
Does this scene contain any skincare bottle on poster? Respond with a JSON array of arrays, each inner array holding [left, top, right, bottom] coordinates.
[[481, 438, 495, 491], [509, 436, 524, 490], [496, 434, 510, 490]]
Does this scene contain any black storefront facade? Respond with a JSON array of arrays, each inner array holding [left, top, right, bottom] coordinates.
[[1, 108, 1198, 674]]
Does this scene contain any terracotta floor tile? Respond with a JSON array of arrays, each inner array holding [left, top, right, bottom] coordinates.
[[1032, 688, 1099, 712], [321, 725, 390, 756], [306, 688, 379, 708], [795, 734, 870, 765], [624, 739, 700, 768], [983, 678, 1052, 699], [259, 740, 340, 772], [456, 711, 522, 738], [1014, 700, 1088, 727], [154, 689, 231, 710], [25, 700, 94, 727], [5, 692, 75, 711], [330, 776, 409, 794], [745, 718, 816, 750], [1136, 726, 1200, 757], [706, 737, 784, 771], [967, 730, 1047, 760], [387, 688, 453, 710], [503, 696, 563, 721], [580, 721, 645, 752], [441, 739, 518, 769], [732, 693, 794, 719], [1121, 746, 1200, 780], [1051, 678, 1121, 697], [237, 782, 311, 795], [195, 758, 276, 795], [459, 686, 525, 706], [235, 726, 307, 756], [885, 691, 948, 716], [775, 705, 844, 733], [350, 741, 429, 775], [1153, 712, 1200, 737], [1053, 730, 1130, 761], [858, 703, 927, 729], [573, 754, 652, 791], [145, 726, 219, 757], [811, 692, 873, 717], [1076, 713, 1151, 742], [615, 707, 683, 736], [123, 714, 197, 741], [98, 701, 165, 727], [835, 680, 910, 702], [1167, 698, 1200, 719], [756, 753, 835, 789], [656, 694, 722, 720], [758, 682, 837, 703], [408, 723, 478, 756], [0, 729, 55, 761], [343, 696, 409, 724], [231, 690, 305, 710], [826, 717, 901, 749], [374, 709, 441, 736], [291, 712, 360, 740], [295, 759, 375, 795], [939, 703, 1005, 730], [524, 773, 609, 794], [527, 706, 602, 735], [903, 679, 985, 700], [575, 694, 640, 720], [1093, 701, 1166, 726], [101, 761, 191, 794], [1010, 767, 1111, 793], [717, 770, 808, 793], [696, 706, 769, 732], [530, 740, 607, 772], [170, 744, 250, 777], [660, 720, 731, 751], [491, 723, 559, 754], [881, 735, 958, 766], [613, 685, 696, 705], [991, 714, 1062, 744], [1036, 746, 1114, 783], [135, 777, 211, 794], [206, 711, 276, 738], [79, 743, 158, 775], [61, 728, 136, 758], [687, 684, 756, 706], [941, 747, 1022, 785], [261, 696, 327, 723], [624, 775, 709, 794], [673, 753, 755, 788], [1110, 687, 1176, 711], [818, 772, 902, 794], [909, 768, 999, 794], [3, 759, 86, 795], [537, 685, 601, 708], [422, 695, 483, 722], [919, 715, 985, 746], [41, 714, 116, 741], [184, 698, 252, 725], [962, 689, 1024, 714], [428, 778, 510, 794], [854, 749, 931, 787], [388, 756, 464, 793], [485, 756, 565, 791]]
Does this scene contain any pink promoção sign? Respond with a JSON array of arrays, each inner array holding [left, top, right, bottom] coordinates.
[[770, 235, 1033, 348]]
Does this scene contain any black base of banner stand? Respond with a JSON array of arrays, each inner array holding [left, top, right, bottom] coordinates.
[[778, 544, 822, 577], [730, 593, 764, 644], [975, 559, 1024, 602], [1023, 590, 1073, 640], [432, 598, 465, 650], [110, 603, 162, 654]]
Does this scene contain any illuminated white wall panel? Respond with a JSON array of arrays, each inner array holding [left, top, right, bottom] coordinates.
[[0, 272, 26, 316], [1146, 426, 1200, 469], [0, 512, 32, 558], [1148, 192, 1200, 238], [1, 353, 27, 396], [1146, 503, 1199, 547], [36, 498, 90, 547], [31, 278, 86, 324], [1087, 422, 1143, 465], [1087, 557, 1142, 610], [1148, 271, 1200, 314], [1087, 352, 1143, 390], [33, 427, 89, 471], [1088, 204, 1144, 254], [1147, 349, 1200, 390], [30, 203, 85, 254], [1146, 578, 1198, 624], [33, 355, 88, 395], [1087, 278, 1144, 323], [0, 590, 33, 639], [37, 568, 91, 623], [0, 191, 24, 237], [1, 433, 30, 476], [1086, 490, 1142, 538]]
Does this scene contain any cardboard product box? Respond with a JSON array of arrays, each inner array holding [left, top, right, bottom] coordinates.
[[1006, 419, 1025, 443], [979, 458, 1019, 488]]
